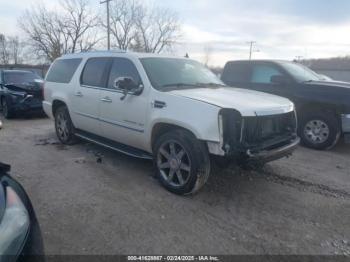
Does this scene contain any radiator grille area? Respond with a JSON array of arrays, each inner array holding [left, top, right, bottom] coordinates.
[[243, 111, 296, 146]]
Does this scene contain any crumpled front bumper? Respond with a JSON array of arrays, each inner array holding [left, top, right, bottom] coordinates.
[[342, 114, 350, 143], [10, 95, 43, 112], [341, 114, 350, 132], [246, 137, 300, 163]]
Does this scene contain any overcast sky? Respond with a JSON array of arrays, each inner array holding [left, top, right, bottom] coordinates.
[[1, 0, 350, 66]]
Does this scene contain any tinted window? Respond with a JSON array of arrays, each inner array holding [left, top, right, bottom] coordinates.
[[81, 58, 110, 87], [3, 71, 42, 84], [279, 62, 321, 83], [107, 58, 141, 89], [46, 58, 82, 83], [250, 65, 283, 84], [140, 58, 223, 90], [221, 63, 250, 85]]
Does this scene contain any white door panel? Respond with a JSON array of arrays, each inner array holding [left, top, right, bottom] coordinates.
[[70, 57, 111, 136], [71, 87, 101, 135], [99, 57, 149, 150], [100, 90, 148, 149]]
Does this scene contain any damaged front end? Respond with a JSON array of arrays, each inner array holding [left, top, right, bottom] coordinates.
[[216, 108, 300, 164], [4, 83, 43, 113]]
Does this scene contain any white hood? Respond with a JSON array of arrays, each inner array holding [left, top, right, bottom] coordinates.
[[169, 87, 294, 116]]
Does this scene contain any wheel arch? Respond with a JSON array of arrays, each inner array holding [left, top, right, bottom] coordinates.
[[298, 102, 339, 116], [52, 100, 67, 117], [150, 122, 200, 153]]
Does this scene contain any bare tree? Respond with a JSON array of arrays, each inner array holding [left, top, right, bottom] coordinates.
[[7, 36, 23, 64], [19, 0, 100, 62], [135, 6, 181, 53], [0, 34, 10, 64], [60, 0, 100, 53], [103, 0, 140, 50], [19, 6, 66, 61]]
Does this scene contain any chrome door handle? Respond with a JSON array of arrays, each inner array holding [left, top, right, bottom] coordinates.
[[101, 96, 112, 103], [75, 91, 83, 97]]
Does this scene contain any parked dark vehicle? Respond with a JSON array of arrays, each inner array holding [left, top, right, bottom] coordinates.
[[0, 70, 44, 119], [0, 163, 44, 262], [221, 60, 350, 150]]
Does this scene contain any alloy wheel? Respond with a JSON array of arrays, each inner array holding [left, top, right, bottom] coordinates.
[[56, 111, 70, 141], [304, 119, 330, 144], [157, 141, 192, 187]]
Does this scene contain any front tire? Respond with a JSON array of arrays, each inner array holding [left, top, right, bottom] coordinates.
[[2, 98, 14, 119], [299, 111, 340, 150], [54, 106, 77, 145], [153, 130, 210, 195]]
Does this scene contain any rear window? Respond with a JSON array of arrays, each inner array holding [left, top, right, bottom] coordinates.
[[81, 58, 110, 87], [46, 58, 82, 83], [221, 62, 251, 85]]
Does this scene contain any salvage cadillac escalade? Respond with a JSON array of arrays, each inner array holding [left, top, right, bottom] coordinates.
[[43, 51, 299, 195]]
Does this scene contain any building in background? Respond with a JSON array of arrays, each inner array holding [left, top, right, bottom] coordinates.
[[303, 57, 350, 82]]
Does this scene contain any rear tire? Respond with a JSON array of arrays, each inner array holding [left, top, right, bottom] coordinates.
[[298, 111, 340, 150], [153, 129, 210, 195], [54, 106, 77, 145]]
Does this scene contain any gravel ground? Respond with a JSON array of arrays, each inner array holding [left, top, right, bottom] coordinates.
[[0, 116, 349, 255]]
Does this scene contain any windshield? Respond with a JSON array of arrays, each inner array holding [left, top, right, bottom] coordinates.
[[3, 71, 42, 85], [140, 57, 224, 90], [279, 62, 321, 83]]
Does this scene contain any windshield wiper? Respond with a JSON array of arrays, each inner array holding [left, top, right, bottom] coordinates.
[[161, 83, 199, 88], [196, 82, 226, 87], [302, 80, 314, 83], [161, 82, 226, 90]]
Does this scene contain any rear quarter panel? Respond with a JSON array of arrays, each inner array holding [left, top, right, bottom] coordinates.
[[44, 58, 86, 123]]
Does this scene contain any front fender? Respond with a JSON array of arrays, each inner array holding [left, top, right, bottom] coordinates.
[[145, 99, 222, 151]]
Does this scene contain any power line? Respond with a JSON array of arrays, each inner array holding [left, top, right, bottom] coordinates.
[[100, 0, 112, 50]]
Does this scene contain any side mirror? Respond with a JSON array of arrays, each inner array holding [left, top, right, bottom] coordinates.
[[270, 75, 288, 84], [113, 77, 143, 100]]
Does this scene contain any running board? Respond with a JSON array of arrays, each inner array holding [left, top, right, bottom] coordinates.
[[75, 130, 153, 160]]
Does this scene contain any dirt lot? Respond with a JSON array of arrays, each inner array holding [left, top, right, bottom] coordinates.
[[0, 116, 349, 255]]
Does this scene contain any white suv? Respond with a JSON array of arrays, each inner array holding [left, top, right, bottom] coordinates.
[[43, 51, 299, 195]]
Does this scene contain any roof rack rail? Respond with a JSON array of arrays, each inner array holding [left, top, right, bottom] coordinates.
[[79, 49, 127, 54], [61, 49, 127, 57]]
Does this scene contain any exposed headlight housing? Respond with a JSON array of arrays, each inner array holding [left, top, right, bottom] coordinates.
[[0, 186, 30, 256], [218, 109, 243, 154]]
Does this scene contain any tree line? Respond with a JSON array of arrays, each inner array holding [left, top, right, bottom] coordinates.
[[0, 0, 181, 64]]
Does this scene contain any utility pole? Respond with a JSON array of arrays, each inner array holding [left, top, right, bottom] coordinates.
[[100, 0, 112, 50], [247, 41, 256, 60], [295, 56, 303, 62]]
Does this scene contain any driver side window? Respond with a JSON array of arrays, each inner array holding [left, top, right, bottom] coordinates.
[[250, 65, 283, 84], [107, 58, 142, 90]]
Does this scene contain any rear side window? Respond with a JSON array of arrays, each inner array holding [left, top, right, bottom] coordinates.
[[221, 62, 250, 85], [81, 58, 110, 87], [46, 58, 82, 83], [250, 65, 283, 84]]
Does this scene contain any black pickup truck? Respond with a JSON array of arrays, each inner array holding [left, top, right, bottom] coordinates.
[[0, 70, 44, 119], [221, 60, 350, 150]]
